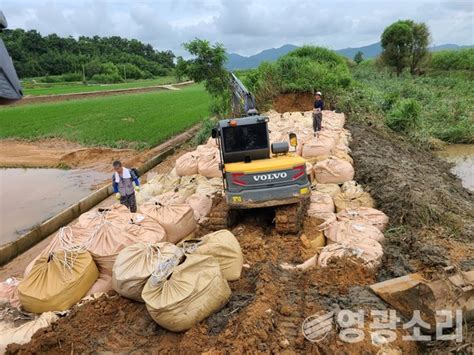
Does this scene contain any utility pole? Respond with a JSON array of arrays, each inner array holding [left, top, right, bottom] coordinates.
[[82, 64, 86, 83], [123, 65, 127, 81]]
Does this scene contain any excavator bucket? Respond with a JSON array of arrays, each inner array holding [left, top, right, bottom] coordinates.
[[0, 11, 23, 104], [370, 267, 474, 329]]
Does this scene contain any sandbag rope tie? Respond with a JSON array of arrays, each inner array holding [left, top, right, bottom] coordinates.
[[150, 248, 184, 287]]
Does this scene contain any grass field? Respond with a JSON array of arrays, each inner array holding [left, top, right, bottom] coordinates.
[[0, 84, 210, 149], [22, 76, 179, 96]]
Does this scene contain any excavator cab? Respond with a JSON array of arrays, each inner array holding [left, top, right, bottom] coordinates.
[[210, 76, 311, 233]]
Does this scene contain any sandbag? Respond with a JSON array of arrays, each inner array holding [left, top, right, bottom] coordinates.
[[308, 192, 335, 214], [336, 207, 389, 231], [18, 250, 98, 313], [301, 137, 334, 158], [125, 213, 167, 243], [0, 278, 21, 308], [307, 211, 337, 231], [149, 191, 187, 206], [141, 201, 196, 244], [175, 152, 198, 176], [333, 151, 354, 165], [78, 204, 131, 229], [324, 220, 384, 243], [87, 273, 112, 296], [313, 157, 354, 184], [0, 312, 58, 353], [186, 193, 212, 223], [333, 191, 375, 212], [318, 236, 383, 268], [112, 242, 182, 302], [142, 254, 231, 332], [176, 174, 201, 199], [195, 177, 223, 196], [24, 225, 90, 277], [311, 183, 341, 198], [197, 148, 221, 178], [341, 181, 364, 193], [179, 230, 243, 281]]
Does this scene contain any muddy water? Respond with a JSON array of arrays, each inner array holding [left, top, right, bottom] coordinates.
[[0, 168, 109, 246], [436, 144, 474, 191]]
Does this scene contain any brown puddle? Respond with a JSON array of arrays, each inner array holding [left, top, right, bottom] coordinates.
[[0, 168, 109, 246], [436, 144, 474, 191]]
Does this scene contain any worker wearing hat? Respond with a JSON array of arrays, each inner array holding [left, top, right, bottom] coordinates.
[[313, 91, 324, 136]]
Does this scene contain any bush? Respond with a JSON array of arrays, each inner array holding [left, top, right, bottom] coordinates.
[[62, 72, 83, 82], [91, 73, 123, 84], [121, 63, 145, 80], [385, 99, 421, 133], [194, 117, 218, 145], [250, 46, 352, 108], [429, 48, 474, 71]]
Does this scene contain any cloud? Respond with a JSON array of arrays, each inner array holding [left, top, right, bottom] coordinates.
[[2, 0, 473, 56]]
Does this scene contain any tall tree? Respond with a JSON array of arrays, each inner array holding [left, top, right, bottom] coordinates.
[[381, 21, 413, 76], [381, 20, 430, 76], [183, 39, 230, 117], [354, 51, 364, 64]]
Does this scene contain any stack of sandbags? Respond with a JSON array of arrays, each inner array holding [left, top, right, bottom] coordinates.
[[141, 200, 196, 244], [195, 177, 223, 196], [333, 190, 375, 212], [142, 254, 231, 332], [313, 157, 354, 184], [0, 278, 21, 308], [197, 147, 221, 178], [125, 213, 167, 244], [179, 230, 243, 281], [18, 250, 98, 313], [136, 173, 181, 204], [336, 207, 389, 231], [324, 220, 385, 244], [175, 152, 199, 176], [318, 236, 383, 268], [112, 242, 182, 301]]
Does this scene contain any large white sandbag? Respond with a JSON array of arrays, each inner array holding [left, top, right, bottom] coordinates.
[[313, 157, 354, 184], [186, 193, 213, 223], [141, 201, 196, 244], [175, 152, 199, 176], [311, 183, 341, 198], [336, 207, 389, 231], [324, 220, 385, 243], [308, 192, 335, 214], [197, 148, 221, 178], [142, 254, 231, 332], [179, 230, 243, 281], [195, 177, 223, 196], [112, 242, 182, 302], [318, 236, 383, 268], [0, 278, 21, 308], [333, 191, 375, 212], [301, 137, 334, 158]]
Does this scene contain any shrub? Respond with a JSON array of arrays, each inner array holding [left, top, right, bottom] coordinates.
[[385, 98, 421, 133], [429, 48, 474, 71], [194, 117, 218, 145], [62, 72, 83, 82]]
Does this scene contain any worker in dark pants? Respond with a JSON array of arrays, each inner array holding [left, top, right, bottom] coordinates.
[[112, 160, 139, 212], [312, 91, 324, 137]]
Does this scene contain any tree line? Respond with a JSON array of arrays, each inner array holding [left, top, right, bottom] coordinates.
[[1, 29, 176, 82]]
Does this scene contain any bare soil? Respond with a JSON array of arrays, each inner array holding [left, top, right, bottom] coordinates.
[[4, 103, 474, 354], [0, 125, 199, 172], [273, 92, 315, 113]]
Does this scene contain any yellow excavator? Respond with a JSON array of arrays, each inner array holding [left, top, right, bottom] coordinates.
[[208, 73, 310, 233]]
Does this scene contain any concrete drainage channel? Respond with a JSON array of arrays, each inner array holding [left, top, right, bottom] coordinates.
[[0, 124, 201, 266]]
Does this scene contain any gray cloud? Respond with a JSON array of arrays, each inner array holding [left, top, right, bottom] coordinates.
[[2, 0, 473, 56]]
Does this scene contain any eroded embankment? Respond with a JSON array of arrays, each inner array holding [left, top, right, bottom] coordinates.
[[348, 122, 474, 279]]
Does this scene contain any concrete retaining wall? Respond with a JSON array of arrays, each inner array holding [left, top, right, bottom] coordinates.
[[0, 124, 200, 266]]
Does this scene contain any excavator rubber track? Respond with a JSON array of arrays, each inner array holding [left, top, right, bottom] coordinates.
[[207, 195, 240, 230], [274, 198, 309, 234]]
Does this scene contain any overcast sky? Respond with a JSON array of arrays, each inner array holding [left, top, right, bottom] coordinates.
[[2, 0, 473, 56]]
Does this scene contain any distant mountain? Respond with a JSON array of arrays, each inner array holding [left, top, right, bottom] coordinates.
[[226, 44, 298, 70], [225, 42, 472, 70]]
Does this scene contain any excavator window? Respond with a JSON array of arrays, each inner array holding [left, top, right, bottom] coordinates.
[[222, 123, 268, 153]]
